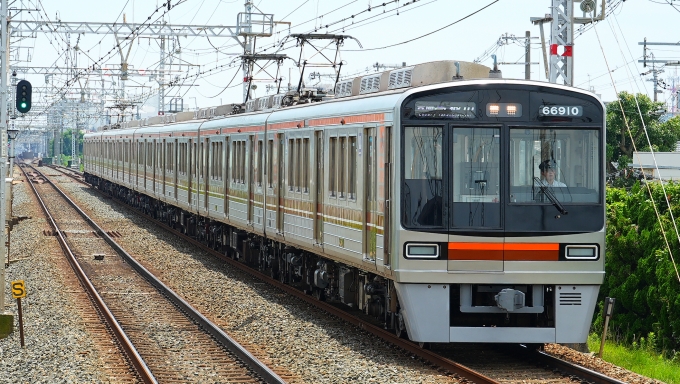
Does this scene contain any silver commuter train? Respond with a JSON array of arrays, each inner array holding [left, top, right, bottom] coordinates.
[[84, 60, 605, 344]]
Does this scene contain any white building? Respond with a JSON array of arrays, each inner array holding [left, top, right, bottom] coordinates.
[[631, 151, 680, 181]]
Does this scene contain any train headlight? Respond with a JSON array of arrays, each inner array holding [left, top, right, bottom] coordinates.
[[488, 104, 500, 115], [564, 245, 598, 260], [405, 243, 439, 259]]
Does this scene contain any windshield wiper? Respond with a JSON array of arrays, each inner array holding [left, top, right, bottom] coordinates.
[[533, 177, 568, 215]]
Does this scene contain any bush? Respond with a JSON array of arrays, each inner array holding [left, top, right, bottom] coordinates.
[[603, 183, 680, 356]]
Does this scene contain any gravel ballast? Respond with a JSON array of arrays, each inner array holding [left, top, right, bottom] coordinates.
[[0, 167, 668, 383]]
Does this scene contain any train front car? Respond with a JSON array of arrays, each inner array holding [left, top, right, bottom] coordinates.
[[394, 81, 605, 344]]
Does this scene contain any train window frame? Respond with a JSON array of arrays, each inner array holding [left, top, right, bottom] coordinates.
[[288, 138, 295, 192], [401, 125, 445, 229], [267, 139, 274, 189], [240, 141, 246, 184], [296, 138, 302, 192], [257, 139, 264, 187], [329, 136, 337, 197], [232, 141, 238, 183], [508, 127, 602, 205], [339, 136, 347, 199], [303, 137, 310, 194], [348, 135, 357, 200]]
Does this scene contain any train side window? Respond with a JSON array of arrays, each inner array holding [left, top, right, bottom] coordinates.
[[232, 141, 237, 182], [303, 138, 309, 193], [241, 141, 246, 184], [257, 140, 264, 186], [339, 136, 346, 198], [288, 139, 295, 191], [329, 137, 337, 197], [267, 139, 274, 188], [219, 141, 224, 181], [235, 142, 241, 183], [402, 126, 443, 228], [193, 142, 198, 177], [296, 139, 302, 192], [348, 136, 357, 200]]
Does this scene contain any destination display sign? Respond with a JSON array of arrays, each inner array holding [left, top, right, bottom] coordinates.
[[539, 105, 583, 117], [415, 102, 477, 119]]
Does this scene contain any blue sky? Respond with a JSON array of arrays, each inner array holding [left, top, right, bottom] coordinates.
[[16, 0, 679, 119]]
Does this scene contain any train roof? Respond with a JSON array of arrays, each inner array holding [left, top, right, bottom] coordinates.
[[86, 60, 603, 139]]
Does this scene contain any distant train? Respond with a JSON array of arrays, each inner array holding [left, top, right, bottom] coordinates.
[[84, 60, 605, 344]]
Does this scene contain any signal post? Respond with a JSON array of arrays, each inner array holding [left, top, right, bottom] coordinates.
[[0, 0, 11, 336]]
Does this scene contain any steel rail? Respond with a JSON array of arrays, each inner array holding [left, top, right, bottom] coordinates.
[[20, 165, 157, 384], [61, 168, 497, 383], [31, 165, 287, 384], [59, 165, 628, 384], [520, 346, 628, 384]]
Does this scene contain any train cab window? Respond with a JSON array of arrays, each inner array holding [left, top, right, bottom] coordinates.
[[509, 128, 600, 204], [403, 126, 443, 227], [451, 128, 501, 229]]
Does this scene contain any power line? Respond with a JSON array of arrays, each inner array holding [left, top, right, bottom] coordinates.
[[345, 0, 499, 52]]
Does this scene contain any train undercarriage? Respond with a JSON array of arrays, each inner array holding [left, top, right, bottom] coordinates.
[[87, 175, 406, 338]]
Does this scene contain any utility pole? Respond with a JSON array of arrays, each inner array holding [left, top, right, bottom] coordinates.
[[158, 35, 165, 114], [531, 14, 553, 80], [525, 31, 531, 80], [242, 0, 253, 102], [495, 32, 539, 80], [638, 39, 680, 102]]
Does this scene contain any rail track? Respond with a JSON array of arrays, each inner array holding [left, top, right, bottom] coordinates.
[[47, 164, 628, 384], [22, 164, 286, 384]]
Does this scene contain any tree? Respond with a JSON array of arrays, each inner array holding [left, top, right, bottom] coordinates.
[[47, 129, 84, 158], [606, 92, 680, 172]]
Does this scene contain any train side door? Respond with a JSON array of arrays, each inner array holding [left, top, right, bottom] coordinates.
[[314, 130, 324, 246], [383, 126, 392, 267], [224, 137, 230, 218], [203, 137, 209, 211], [276, 133, 285, 235], [363, 126, 378, 262], [448, 126, 502, 272], [172, 139, 178, 200], [161, 139, 166, 196], [189, 139, 195, 206], [248, 135, 255, 224]]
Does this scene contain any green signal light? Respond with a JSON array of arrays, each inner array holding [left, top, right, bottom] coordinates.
[[20, 102, 27, 109]]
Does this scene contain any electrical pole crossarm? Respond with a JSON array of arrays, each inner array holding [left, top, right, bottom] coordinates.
[[10, 20, 242, 39]]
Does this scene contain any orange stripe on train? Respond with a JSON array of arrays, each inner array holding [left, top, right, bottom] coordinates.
[[448, 242, 559, 261]]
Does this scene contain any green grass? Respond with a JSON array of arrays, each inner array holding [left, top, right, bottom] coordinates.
[[587, 333, 680, 384]]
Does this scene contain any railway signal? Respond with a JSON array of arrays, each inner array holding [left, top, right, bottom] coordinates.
[[16, 80, 32, 114]]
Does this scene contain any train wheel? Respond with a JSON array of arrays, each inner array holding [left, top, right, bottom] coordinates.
[[394, 312, 406, 338], [313, 288, 325, 301], [278, 259, 287, 284]]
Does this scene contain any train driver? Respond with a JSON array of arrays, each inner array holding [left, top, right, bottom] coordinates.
[[538, 160, 567, 187]]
